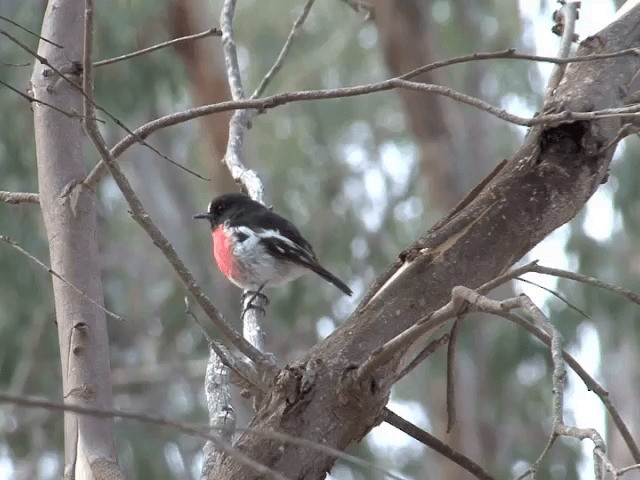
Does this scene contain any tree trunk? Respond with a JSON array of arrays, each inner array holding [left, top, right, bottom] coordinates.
[[210, 7, 640, 479], [31, 1, 123, 478]]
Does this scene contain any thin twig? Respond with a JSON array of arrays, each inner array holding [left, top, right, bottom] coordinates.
[[384, 408, 494, 480], [400, 48, 640, 81], [450, 287, 612, 479], [397, 333, 449, 380], [0, 79, 86, 120], [514, 276, 591, 319], [446, 318, 462, 433], [0, 235, 123, 321], [80, 0, 271, 372], [82, 47, 640, 189], [94, 28, 221, 67], [0, 14, 62, 48], [1, 27, 208, 183], [0, 190, 40, 205], [0, 391, 292, 480], [251, 0, 315, 99], [528, 264, 640, 307]]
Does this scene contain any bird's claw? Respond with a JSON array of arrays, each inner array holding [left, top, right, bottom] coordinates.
[[241, 288, 269, 317]]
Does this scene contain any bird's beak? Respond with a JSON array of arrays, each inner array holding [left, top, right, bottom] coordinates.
[[193, 212, 212, 220]]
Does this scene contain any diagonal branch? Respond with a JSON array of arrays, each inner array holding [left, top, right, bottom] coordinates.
[[94, 27, 221, 67], [0, 14, 62, 47], [0, 235, 123, 321], [80, 0, 271, 374], [251, 0, 315, 99], [384, 408, 494, 480]]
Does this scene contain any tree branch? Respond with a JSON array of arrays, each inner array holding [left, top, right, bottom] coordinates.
[[0, 190, 40, 204], [384, 408, 494, 480], [0, 235, 123, 322], [93, 27, 221, 67], [80, 0, 272, 375], [81, 47, 640, 190], [251, 0, 315, 99], [0, 392, 407, 480], [544, 1, 580, 100]]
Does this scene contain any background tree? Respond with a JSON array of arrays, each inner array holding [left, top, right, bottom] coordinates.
[[0, 1, 639, 479]]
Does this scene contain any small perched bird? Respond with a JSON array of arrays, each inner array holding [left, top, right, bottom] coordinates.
[[194, 193, 352, 300]]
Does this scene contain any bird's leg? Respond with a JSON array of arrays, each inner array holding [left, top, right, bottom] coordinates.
[[241, 283, 269, 317]]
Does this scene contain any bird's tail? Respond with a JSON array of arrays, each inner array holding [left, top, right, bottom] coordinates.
[[308, 263, 352, 296]]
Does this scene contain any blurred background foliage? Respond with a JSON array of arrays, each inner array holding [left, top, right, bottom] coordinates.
[[0, 0, 637, 479]]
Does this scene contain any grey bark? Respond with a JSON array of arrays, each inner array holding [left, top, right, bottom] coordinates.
[[211, 7, 640, 479], [31, 0, 123, 478]]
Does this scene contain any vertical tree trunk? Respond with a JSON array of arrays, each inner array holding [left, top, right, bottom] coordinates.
[[30, 1, 123, 478]]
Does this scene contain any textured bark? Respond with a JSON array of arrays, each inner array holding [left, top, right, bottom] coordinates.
[[31, 1, 123, 478], [211, 8, 640, 479]]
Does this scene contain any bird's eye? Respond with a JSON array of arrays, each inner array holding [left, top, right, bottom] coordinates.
[[215, 205, 224, 215]]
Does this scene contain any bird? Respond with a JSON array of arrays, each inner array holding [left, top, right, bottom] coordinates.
[[194, 193, 352, 306]]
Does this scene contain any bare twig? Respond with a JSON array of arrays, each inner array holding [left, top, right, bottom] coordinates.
[[478, 261, 640, 309], [1, 27, 208, 183], [384, 408, 494, 480], [355, 295, 467, 382], [597, 123, 640, 154], [0, 14, 62, 48], [94, 28, 221, 67], [397, 333, 449, 380], [529, 264, 640, 307], [80, 0, 270, 372], [0, 391, 292, 480], [0, 79, 86, 120], [449, 288, 611, 480], [82, 47, 640, 190], [446, 318, 462, 433], [0, 190, 40, 204], [514, 276, 591, 319], [251, 0, 315, 99], [0, 235, 123, 321], [544, 1, 580, 100], [400, 48, 640, 82]]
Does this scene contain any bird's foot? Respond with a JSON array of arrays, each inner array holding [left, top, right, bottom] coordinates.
[[241, 287, 269, 317]]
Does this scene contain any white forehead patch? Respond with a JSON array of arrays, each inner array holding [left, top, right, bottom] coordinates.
[[207, 201, 213, 214]]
